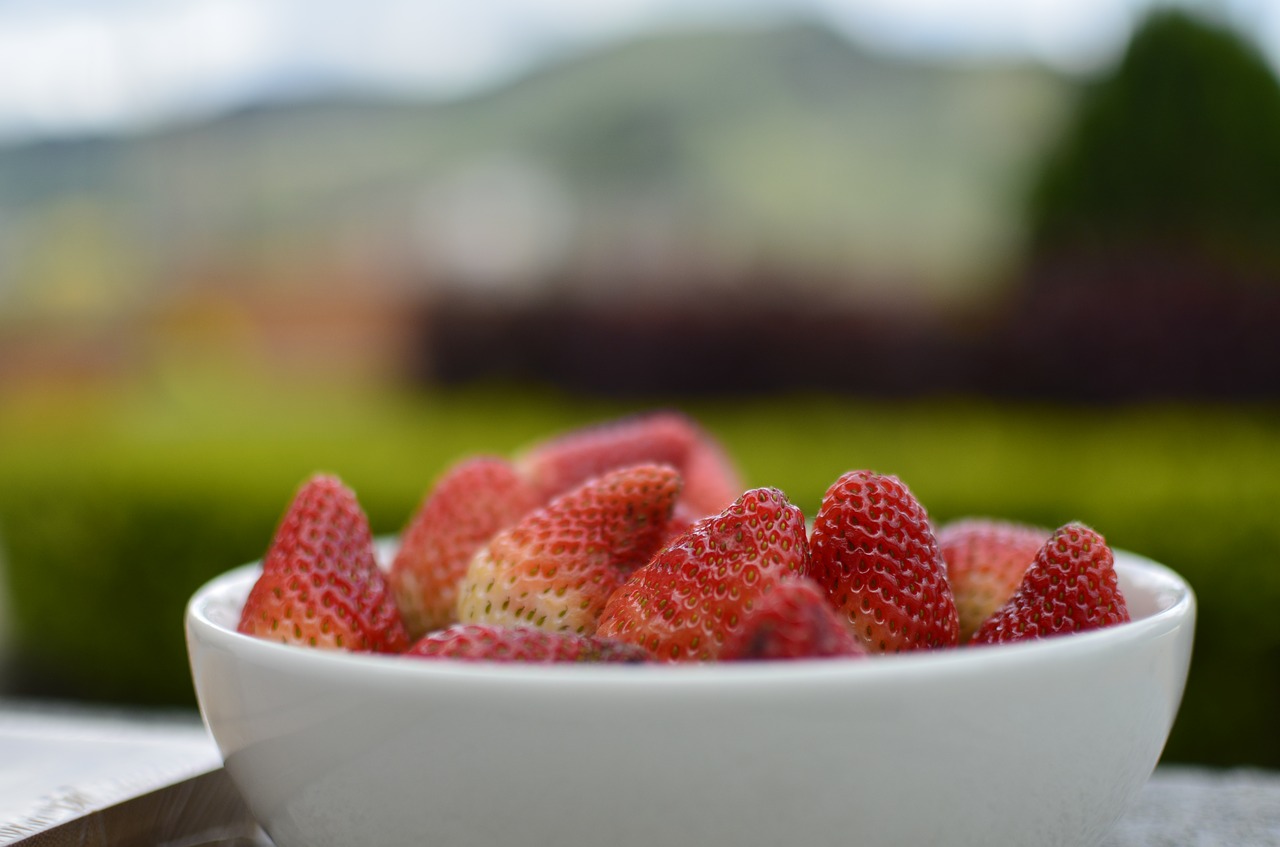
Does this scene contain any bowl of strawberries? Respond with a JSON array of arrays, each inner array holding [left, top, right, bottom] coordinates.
[[186, 412, 1195, 847]]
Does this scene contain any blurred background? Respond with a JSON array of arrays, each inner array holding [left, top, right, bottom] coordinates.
[[2, 0, 1279, 767]]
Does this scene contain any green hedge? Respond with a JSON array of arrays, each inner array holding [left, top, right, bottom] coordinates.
[[2, 383, 1277, 767], [0, 381, 634, 702]]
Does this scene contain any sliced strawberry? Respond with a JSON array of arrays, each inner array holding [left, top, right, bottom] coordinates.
[[405, 624, 649, 663], [809, 470, 958, 653], [455, 464, 681, 636], [238, 474, 409, 653], [596, 487, 811, 662], [720, 578, 867, 661], [937, 518, 1051, 643], [970, 523, 1130, 645], [515, 411, 742, 517], [389, 457, 540, 639]]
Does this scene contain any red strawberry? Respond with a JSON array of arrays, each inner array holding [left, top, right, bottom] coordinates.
[[455, 464, 681, 636], [596, 488, 811, 662], [405, 624, 649, 663], [809, 470, 958, 653], [238, 474, 409, 653], [970, 523, 1130, 645], [937, 518, 1051, 643], [661, 499, 701, 546], [515, 411, 742, 517], [389, 457, 540, 639], [720, 578, 866, 661]]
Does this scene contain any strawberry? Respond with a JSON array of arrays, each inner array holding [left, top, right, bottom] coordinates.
[[455, 464, 681, 636], [596, 488, 811, 662], [238, 474, 409, 653], [720, 578, 866, 661], [809, 470, 958, 653], [515, 411, 742, 517], [937, 518, 1051, 643], [404, 624, 649, 663], [662, 499, 701, 546], [389, 457, 540, 639], [970, 523, 1130, 645], [678, 426, 745, 518]]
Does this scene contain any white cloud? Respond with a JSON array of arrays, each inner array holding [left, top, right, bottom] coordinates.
[[0, 16, 128, 135], [0, 0, 277, 139], [285, 2, 551, 92], [819, 0, 1149, 70], [0, 0, 1272, 142], [1022, 0, 1136, 72]]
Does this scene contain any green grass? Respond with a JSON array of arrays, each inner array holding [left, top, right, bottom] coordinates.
[[1, 377, 1277, 767]]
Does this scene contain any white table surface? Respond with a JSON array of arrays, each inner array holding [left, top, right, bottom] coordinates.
[[0, 699, 252, 846]]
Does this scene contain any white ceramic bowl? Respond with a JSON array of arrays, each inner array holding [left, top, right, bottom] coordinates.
[[186, 550, 1194, 847]]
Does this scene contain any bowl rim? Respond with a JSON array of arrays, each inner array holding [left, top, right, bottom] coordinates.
[[186, 549, 1194, 689]]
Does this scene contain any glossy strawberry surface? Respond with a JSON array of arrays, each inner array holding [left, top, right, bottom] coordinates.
[[720, 578, 866, 661], [597, 487, 811, 661], [937, 518, 1051, 643], [970, 523, 1130, 644], [515, 411, 742, 517], [390, 456, 540, 639], [405, 624, 650, 663], [456, 464, 681, 635], [809, 470, 958, 653], [238, 474, 409, 653]]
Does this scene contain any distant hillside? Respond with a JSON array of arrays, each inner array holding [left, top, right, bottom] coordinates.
[[0, 21, 1076, 318]]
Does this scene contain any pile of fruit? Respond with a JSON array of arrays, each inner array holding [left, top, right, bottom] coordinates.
[[236, 412, 1130, 663]]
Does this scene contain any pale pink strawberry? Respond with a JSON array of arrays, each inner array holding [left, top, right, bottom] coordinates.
[[971, 523, 1130, 644], [455, 464, 681, 636], [390, 457, 540, 639], [597, 488, 811, 662], [809, 470, 958, 653], [937, 518, 1051, 643], [404, 624, 650, 663], [515, 411, 742, 517]]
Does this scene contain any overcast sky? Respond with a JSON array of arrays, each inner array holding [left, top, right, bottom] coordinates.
[[0, 0, 1273, 144]]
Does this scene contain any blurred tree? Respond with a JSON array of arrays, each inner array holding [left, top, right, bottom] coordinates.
[[1027, 8, 1280, 270]]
